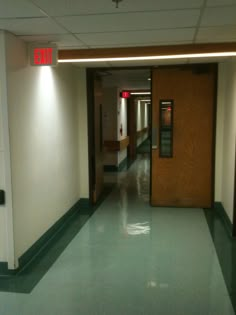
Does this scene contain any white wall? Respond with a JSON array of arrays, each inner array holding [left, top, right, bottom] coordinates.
[[76, 68, 89, 198], [103, 87, 118, 166], [102, 88, 128, 167], [215, 63, 225, 201], [144, 102, 149, 128], [0, 32, 8, 262], [216, 60, 236, 222], [0, 31, 15, 267], [5, 33, 86, 261], [136, 100, 149, 148], [136, 100, 142, 132], [118, 97, 127, 164]]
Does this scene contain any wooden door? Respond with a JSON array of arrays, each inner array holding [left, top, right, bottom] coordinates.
[[151, 65, 216, 208]]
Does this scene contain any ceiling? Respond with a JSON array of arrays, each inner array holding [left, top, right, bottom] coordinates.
[[1, 0, 236, 89], [100, 68, 151, 90], [0, 0, 236, 49]]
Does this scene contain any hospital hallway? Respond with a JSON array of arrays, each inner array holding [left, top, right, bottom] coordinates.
[[0, 154, 235, 315]]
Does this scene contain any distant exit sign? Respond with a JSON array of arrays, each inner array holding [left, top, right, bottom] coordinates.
[[30, 44, 58, 66], [120, 91, 131, 98]]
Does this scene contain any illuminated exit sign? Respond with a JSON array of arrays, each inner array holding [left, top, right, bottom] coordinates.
[[120, 91, 131, 98], [30, 44, 58, 66]]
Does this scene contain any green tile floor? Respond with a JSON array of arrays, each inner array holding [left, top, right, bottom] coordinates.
[[0, 155, 234, 314]]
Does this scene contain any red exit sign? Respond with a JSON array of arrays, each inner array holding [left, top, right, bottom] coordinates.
[[30, 44, 58, 66], [120, 91, 131, 98]]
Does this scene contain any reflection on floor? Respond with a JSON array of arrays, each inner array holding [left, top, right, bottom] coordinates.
[[0, 155, 235, 315]]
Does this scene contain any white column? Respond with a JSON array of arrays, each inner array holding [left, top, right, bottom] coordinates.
[[0, 31, 15, 269]]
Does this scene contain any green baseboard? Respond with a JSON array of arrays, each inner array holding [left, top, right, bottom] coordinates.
[[104, 157, 133, 173], [0, 262, 15, 276], [118, 157, 128, 171], [0, 198, 90, 276], [136, 138, 148, 150], [77, 198, 91, 210], [214, 202, 233, 236], [136, 137, 150, 153], [104, 165, 118, 172]]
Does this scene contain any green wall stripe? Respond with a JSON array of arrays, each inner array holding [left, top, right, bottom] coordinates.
[[104, 157, 134, 173], [214, 202, 233, 236], [0, 198, 90, 277]]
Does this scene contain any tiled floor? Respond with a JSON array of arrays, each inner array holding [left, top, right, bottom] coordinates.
[[0, 155, 234, 315]]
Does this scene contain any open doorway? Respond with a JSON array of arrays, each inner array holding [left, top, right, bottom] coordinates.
[[87, 67, 151, 204]]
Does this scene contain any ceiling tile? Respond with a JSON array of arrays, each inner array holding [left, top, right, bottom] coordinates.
[[33, 0, 204, 16], [108, 69, 151, 78], [101, 69, 151, 90], [206, 0, 236, 6], [0, 18, 67, 35], [89, 41, 193, 49], [196, 26, 236, 42], [0, 0, 44, 18], [102, 69, 151, 88], [18, 34, 86, 48], [103, 80, 151, 90], [56, 10, 200, 33], [201, 6, 236, 26], [76, 28, 195, 47]]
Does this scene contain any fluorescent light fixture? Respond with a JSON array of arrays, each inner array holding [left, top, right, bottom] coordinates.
[[147, 78, 151, 81], [58, 51, 236, 63], [140, 99, 151, 102], [130, 92, 151, 95]]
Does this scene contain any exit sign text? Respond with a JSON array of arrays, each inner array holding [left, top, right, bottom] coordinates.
[[30, 45, 58, 66], [34, 48, 53, 65]]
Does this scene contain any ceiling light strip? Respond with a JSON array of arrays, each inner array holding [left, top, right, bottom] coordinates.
[[130, 92, 151, 95], [58, 52, 236, 63]]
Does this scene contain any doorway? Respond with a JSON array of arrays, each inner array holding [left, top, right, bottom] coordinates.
[[87, 64, 217, 208], [87, 67, 151, 204]]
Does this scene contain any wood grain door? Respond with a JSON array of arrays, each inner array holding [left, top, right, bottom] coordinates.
[[151, 65, 216, 208]]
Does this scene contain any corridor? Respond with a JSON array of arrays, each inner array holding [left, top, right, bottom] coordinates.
[[0, 155, 234, 315]]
